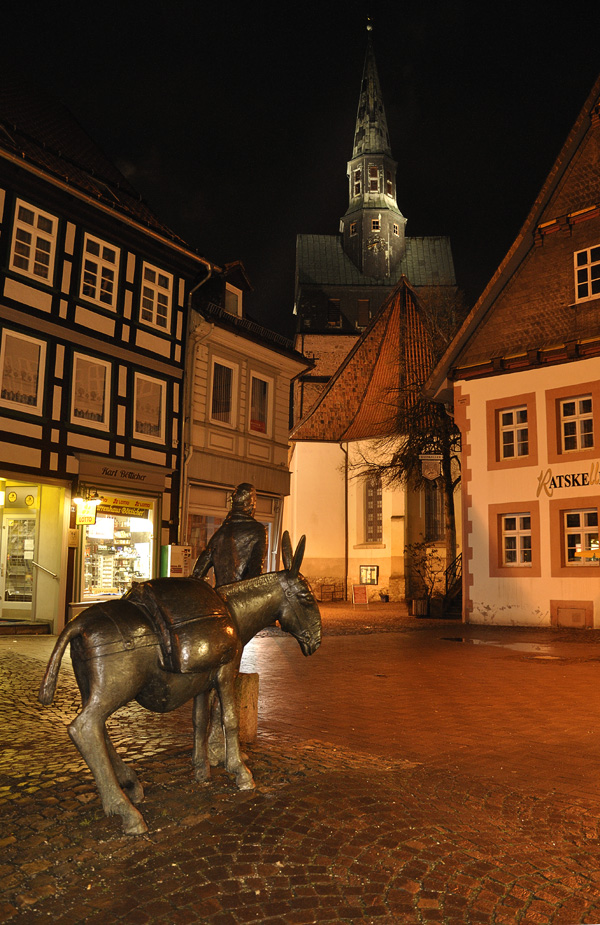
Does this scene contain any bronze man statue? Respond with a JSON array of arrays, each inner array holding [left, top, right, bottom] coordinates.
[[192, 483, 267, 586], [191, 483, 269, 767]]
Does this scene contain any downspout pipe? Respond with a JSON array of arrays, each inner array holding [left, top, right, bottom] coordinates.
[[179, 265, 214, 545], [340, 442, 349, 601]]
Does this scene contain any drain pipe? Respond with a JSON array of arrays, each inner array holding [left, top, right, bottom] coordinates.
[[179, 264, 214, 544], [340, 442, 349, 601]]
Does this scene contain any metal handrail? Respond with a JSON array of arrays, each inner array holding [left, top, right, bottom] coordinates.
[[444, 552, 462, 596], [31, 560, 59, 580]]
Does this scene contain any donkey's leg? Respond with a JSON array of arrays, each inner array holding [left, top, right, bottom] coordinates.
[[72, 651, 144, 805], [68, 699, 147, 835], [207, 691, 225, 766], [216, 664, 254, 791], [103, 732, 144, 804], [192, 689, 211, 783]]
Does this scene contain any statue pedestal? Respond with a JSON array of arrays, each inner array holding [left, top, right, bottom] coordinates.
[[236, 672, 259, 742]]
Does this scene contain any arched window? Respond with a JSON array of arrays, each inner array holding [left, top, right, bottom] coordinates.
[[365, 475, 383, 543]]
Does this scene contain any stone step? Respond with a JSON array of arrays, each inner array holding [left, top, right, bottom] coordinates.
[[0, 620, 52, 636]]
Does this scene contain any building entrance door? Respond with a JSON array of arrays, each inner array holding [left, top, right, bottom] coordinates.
[[0, 513, 37, 620]]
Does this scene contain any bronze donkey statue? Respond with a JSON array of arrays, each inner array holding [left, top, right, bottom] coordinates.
[[39, 532, 321, 835]]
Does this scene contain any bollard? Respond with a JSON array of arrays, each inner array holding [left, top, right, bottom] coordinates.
[[235, 672, 259, 742]]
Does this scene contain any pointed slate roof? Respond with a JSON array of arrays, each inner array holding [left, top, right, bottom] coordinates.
[[352, 28, 391, 157], [291, 278, 434, 442]]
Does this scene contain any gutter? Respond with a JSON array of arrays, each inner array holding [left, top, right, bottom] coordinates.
[[179, 267, 214, 543]]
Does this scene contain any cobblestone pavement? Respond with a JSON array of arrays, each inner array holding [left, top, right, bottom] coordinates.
[[3, 608, 600, 923]]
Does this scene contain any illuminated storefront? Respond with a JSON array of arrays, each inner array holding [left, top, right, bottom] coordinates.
[[77, 493, 156, 600], [0, 477, 69, 629], [73, 455, 171, 606]]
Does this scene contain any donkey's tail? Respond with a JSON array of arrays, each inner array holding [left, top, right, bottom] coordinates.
[[38, 618, 83, 705]]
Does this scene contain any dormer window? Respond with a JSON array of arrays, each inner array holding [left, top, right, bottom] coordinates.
[[353, 169, 362, 196], [225, 283, 242, 317], [368, 166, 378, 192]]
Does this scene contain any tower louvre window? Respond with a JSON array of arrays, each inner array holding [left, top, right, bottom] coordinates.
[[368, 166, 379, 192], [386, 171, 393, 196], [353, 169, 362, 196], [350, 222, 357, 236]]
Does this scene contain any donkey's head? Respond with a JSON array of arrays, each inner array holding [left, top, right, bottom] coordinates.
[[277, 532, 322, 657]]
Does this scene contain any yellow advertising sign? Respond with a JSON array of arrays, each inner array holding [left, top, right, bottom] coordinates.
[[96, 495, 153, 519], [75, 501, 98, 526]]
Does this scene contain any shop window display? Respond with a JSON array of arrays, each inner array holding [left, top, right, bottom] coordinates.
[[82, 504, 154, 599]]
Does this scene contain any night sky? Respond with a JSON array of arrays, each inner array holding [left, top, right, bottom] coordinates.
[[2, 1, 600, 335]]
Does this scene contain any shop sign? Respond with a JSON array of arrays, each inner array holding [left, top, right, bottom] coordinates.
[[76, 454, 168, 492], [536, 462, 600, 498], [76, 500, 98, 525], [96, 495, 153, 518]]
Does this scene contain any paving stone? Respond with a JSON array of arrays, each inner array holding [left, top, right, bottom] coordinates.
[[6, 617, 600, 923]]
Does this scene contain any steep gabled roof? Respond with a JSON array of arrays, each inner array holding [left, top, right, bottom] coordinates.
[[291, 277, 434, 442], [296, 234, 456, 289], [0, 78, 186, 245], [427, 72, 600, 401]]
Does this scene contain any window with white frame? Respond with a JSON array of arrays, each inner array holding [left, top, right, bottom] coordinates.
[[368, 165, 379, 192], [210, 358, 237, 426], [133, 373, 166, 442], [371, 218, 380, 232], [224, 283, 242, 317], [499, 406, 529, 459], [386, 171, 393, 196], [10, 200, 57, 284], [365, 475, 383, 543], [353, 169, 362, 196], [0, 329, 46, 414], [393, 223, 399, 236], [140, 263, 172, 330], [71, 353, 111, 429], [501, 513, 532, 566], [574, 245, 600, 302], [560, 396, 593, 452], [80, 234, 119, 308], [564, 509, 599, 566], [249, 373, 272, 435]]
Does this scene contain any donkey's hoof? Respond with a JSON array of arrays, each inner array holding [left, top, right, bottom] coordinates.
[[194, 765, 211, 784], [122, 809, 148, 836], [235, 767, 255, 791]]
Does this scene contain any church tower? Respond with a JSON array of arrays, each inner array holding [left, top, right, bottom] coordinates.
[[341, 23, 406, 278]]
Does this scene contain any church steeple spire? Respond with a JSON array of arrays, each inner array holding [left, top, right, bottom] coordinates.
[[352, 22, 391, 158], [341, 22, 406, 279]]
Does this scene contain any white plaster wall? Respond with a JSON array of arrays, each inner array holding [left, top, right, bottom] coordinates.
[[461, 357, 600, 625], [284, 442, 346, 577]]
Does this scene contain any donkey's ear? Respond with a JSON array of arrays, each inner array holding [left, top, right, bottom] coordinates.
[[290, 535, 306, 578], [281, 531, 293, 570]]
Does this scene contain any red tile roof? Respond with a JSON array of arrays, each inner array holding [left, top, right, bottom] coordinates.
[[291, 277, 435, 442]]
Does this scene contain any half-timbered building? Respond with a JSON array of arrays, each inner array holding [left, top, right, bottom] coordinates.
[[0, 81, 217, 631]]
